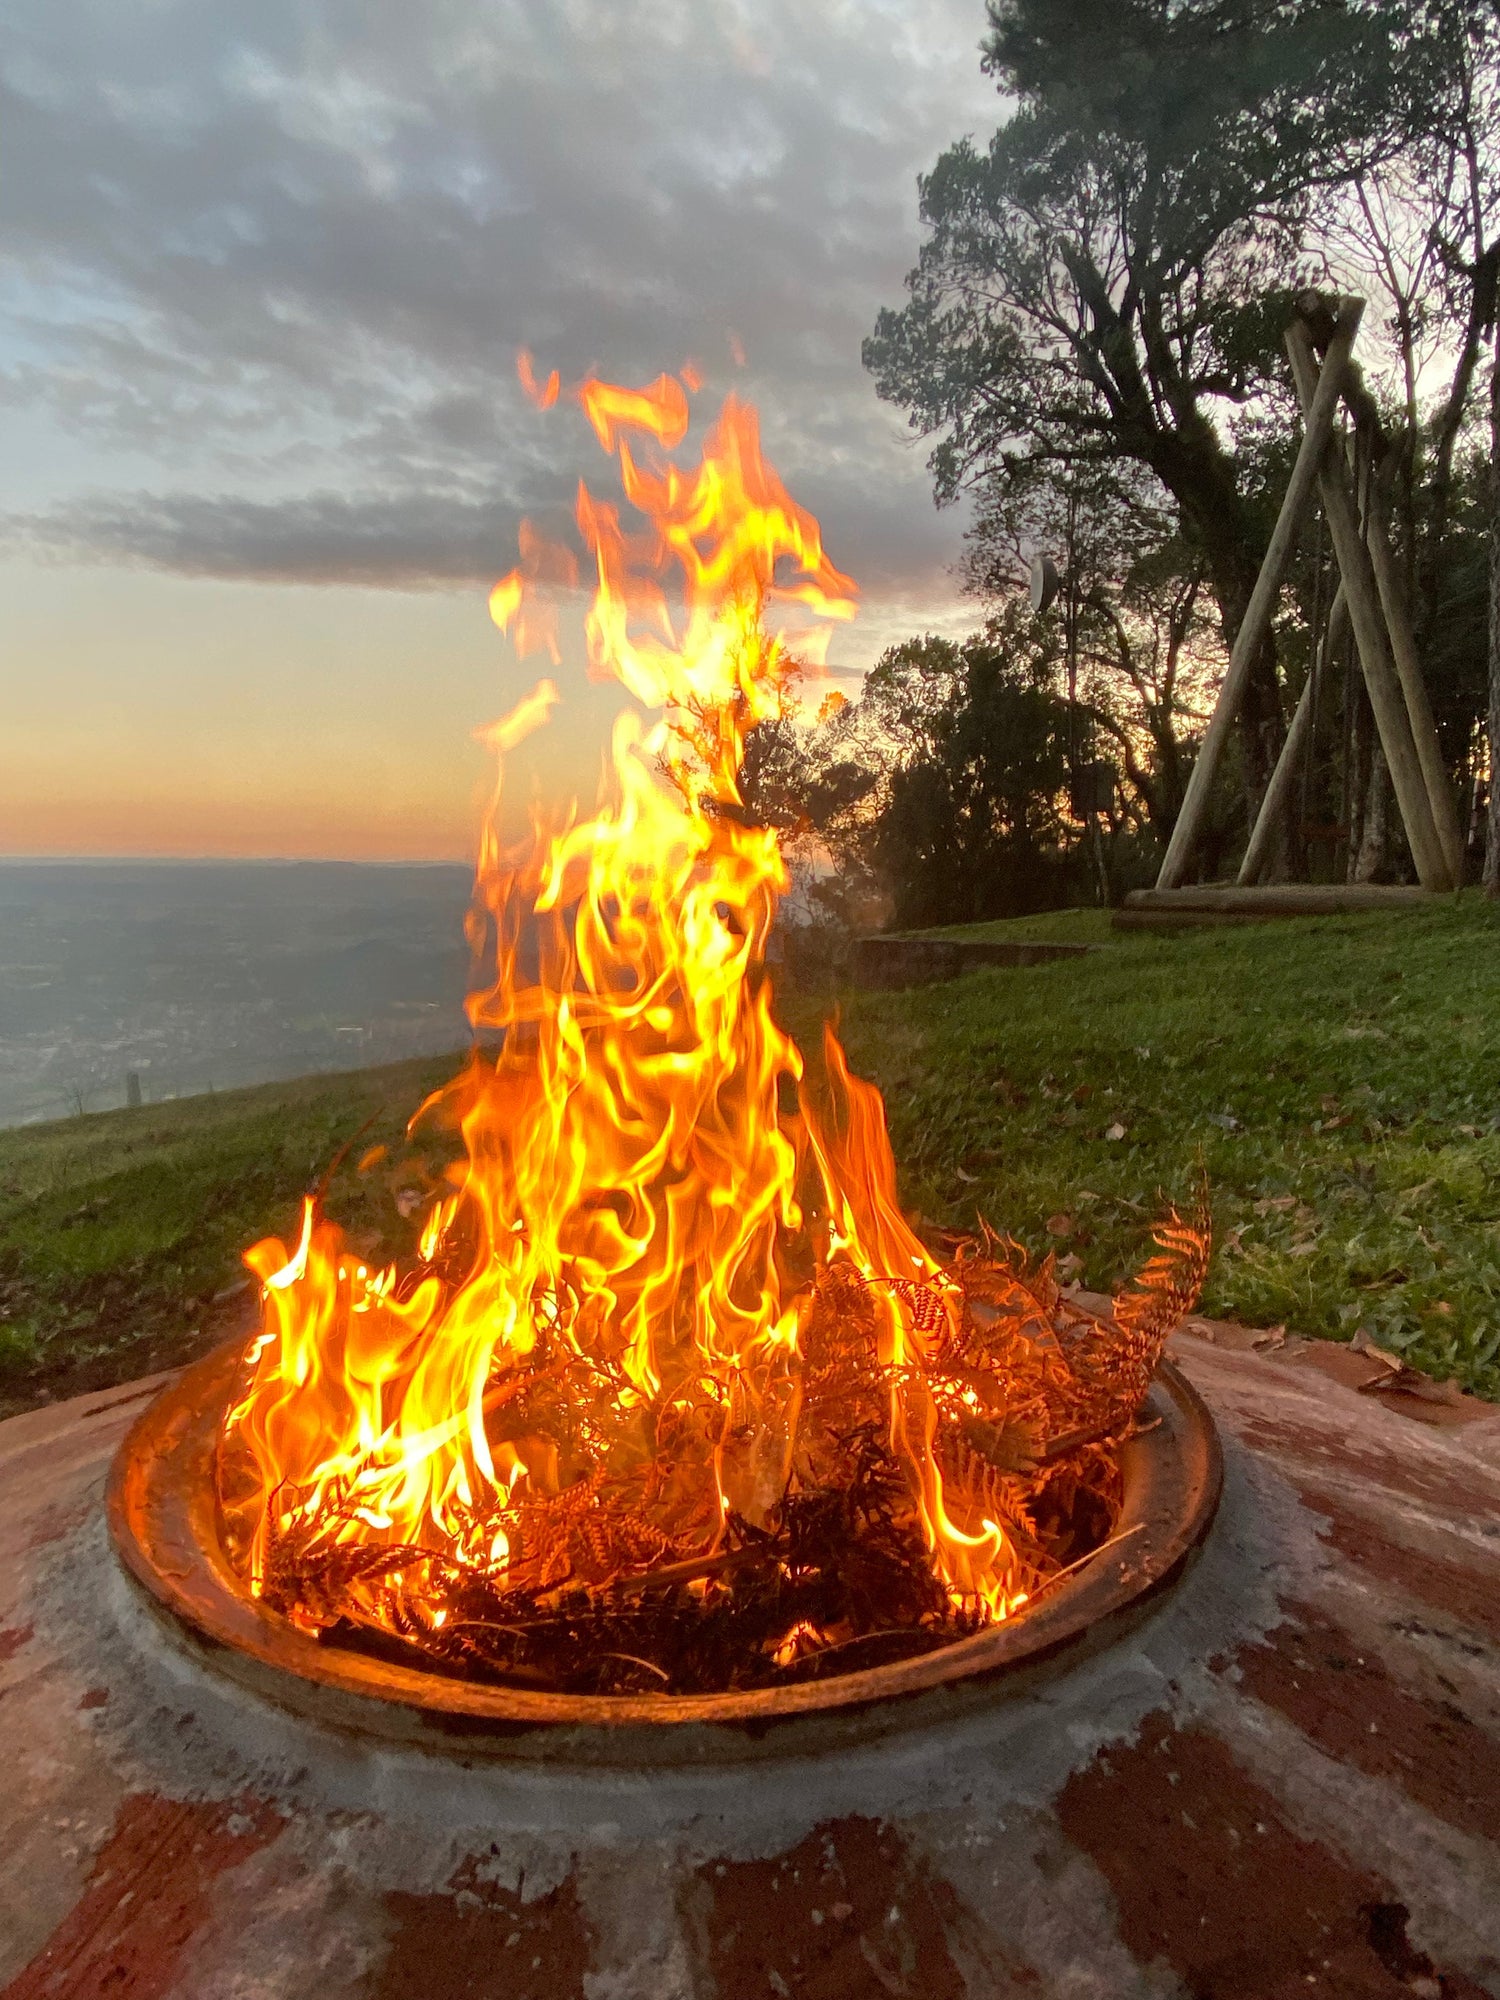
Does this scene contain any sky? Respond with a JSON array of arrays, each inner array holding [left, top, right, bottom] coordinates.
[[1, 0, 1002, 861]]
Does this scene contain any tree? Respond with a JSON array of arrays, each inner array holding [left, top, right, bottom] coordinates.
[[865, 0, 1400, 809], [880, 640, 1075, 925], [1306, 1, 1500, 880], [1489, 350, 1500, 894], [1401, 0, 1500, 893], [1408, 2, 1500, 570], [961, 454, 1222, 850], [789, 616, 1106, 928]]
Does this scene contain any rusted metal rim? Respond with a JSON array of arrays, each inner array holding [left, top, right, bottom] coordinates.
[[107, 1337, 1222, 1766]]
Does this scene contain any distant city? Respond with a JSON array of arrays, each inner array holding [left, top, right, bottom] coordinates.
[[0, 861, 475, 1128]]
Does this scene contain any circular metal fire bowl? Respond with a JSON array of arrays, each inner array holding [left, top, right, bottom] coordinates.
[[107, 1337, 1222, 1766]]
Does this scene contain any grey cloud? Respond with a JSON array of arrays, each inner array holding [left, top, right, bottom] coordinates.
[[4, 488, 528, 588], [4, 451, 956, 603], [0, 0, 1000, 602]]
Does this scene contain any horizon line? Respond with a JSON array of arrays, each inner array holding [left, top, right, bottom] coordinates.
[[0, 853, 476, 868]]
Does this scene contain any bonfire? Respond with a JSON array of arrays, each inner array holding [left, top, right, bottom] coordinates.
[[215, 363, 1208, 1696]]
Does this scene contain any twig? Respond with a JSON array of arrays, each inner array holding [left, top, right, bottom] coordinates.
[[598, 1651, 671, 1683], [604, 1544, 758, 1598], [480, 1356, 569, 1416], [1021, 1522, 1146, 1607]]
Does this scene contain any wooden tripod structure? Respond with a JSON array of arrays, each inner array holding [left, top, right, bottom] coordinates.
[[1153, 295, 1464, 900]]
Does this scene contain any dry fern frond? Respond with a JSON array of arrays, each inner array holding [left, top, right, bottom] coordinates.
[[238, 1185, 1210, 1690]]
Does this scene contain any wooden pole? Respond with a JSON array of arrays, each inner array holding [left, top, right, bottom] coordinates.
[[1239, 585, 1346, 884], [1157, 298, 1364, 888], [1358, 461, 1465, 882], [1285, 323, 1453, 891], [1298, 509, 1332, 838], [1238, 673, 1314, 886]]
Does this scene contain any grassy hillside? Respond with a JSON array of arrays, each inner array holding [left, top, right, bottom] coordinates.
[[3, 892, 1499, 1416], [0, 1054, 460, 1415], [837, 894, 1500, 1398]]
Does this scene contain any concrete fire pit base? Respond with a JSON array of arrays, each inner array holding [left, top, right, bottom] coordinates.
[[3, 1333, 1500, 1997], [106, 1343, 1221, 1758]]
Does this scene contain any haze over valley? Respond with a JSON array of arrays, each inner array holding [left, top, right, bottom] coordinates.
[[0, 861, 473, 1127]]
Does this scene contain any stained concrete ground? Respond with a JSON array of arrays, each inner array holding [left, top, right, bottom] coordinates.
[[3, 1329, 1500, 1999]]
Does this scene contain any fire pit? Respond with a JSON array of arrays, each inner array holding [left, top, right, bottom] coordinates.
[[106, 365, 1220, 1744], [108, 1337, 1220, 1758]]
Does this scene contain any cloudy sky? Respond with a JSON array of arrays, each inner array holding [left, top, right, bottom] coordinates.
[[2, 0, 1001, 859]]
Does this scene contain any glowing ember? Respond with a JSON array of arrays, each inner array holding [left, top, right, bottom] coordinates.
[[215, 366, 1209, 1695]]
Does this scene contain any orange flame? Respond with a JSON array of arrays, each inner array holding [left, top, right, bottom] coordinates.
[[516, 348, 560, 410], [223, 374, 1026, 1631]]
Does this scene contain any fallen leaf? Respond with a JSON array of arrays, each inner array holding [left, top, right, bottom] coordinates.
[[1206, 1110, 1240, 1132], [1254, 1194, 1298, 1216], [1105, 1121, 1127, 1142], [954, 1166, 979, 1185], [1361, 1364, 1467, 1405], [1349, 1327, 1404, 1374], [1183, 1318, 1286, 1353], [1055, 1252, 1083, 1279], [1046, 1212, 1074, 1238]]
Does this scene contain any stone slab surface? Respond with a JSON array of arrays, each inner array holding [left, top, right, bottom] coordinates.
[[3, 1338, 1500, 1998]]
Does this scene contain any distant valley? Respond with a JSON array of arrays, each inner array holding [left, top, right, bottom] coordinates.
[[0, 861, 474, 1127]]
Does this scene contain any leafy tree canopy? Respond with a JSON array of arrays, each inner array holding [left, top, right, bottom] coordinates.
[[864, 0, 1401, 643]]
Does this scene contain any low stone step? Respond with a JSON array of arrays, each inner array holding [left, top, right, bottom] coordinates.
[[1120, 882, 1433, 924], [851, 934, 1102, 988]]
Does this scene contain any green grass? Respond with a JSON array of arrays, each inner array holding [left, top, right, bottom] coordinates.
[[836, 893, 1500, 1399], [3, 893, 1499, 1416], [0, 1054, 460, 1415]]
